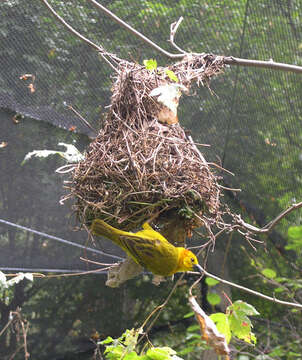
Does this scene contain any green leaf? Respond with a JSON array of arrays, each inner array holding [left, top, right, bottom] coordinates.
[[226, 301, 259, 344], [185, 333, 202, 341], [230, 300, 260, 316], [101, 336, 114, 345], [205, 277, 220, 286], [261, 268, 277, 279], [145, 346, 175, 360], [229, 312, 252, 343], [268, 346, 285, 357], [104, 344, 124, 360], [144, 59, 157, 71], [207, 292, 221, 306], [124, 352, 140, 360], [183, 311, 194, 318], [164, 69, 179, 82], [274, 287, 285, 293], [186, 324, 200, 333], [177, 346, 195, 356], [288, 225, 302, 240], [226, 303, 257, 344], [123, 328, 141, 350], [288, 351, 302, 357], [286, 226, 302, 251], [250, 332, 257, 344], [210, 313, 231, 343]]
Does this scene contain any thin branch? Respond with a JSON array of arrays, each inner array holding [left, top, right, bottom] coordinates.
[[236, 201, 302, 234], [40, 0, 120, 73], [138, 272, 187, 344], [42, 0, 302, 74], [41, 0, 104, 52], [194, 265, 302, 309], [208, 163, 235, 176], [0, 312, 15, 337], [224, 56, 302, 74], [87, 0, 302, 74], [65, 104, 97, 134], [218, 184, 241, 191], [169, 17, 187, 54], [44, 267, 112, 278], [87, 0, 183, 59]]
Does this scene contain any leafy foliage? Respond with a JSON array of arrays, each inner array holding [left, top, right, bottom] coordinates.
[[164, 69, 179, 82], [210, 300, 259, 345], [143, 59, 158, 71], [286, 225, 302, 251], [100, 329, 184, 360]]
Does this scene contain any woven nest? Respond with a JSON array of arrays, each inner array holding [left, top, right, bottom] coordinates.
[[65, 54, 226, 246]]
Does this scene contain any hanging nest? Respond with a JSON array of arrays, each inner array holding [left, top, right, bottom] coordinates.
[[64, 54, 226, 246]]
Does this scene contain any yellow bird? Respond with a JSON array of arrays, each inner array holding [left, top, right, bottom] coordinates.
[[91, 219, 202, 276]]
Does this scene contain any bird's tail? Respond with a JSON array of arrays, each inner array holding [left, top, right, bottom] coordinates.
[[91, 219, 125, 245]]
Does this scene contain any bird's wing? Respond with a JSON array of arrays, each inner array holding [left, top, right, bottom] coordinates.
[[118, 235, 160, 267]]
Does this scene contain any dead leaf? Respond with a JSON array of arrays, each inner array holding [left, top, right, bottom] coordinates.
[[68, 125, 77, 132], [20, 74, 36, 93], [189, 296, 230, 359]]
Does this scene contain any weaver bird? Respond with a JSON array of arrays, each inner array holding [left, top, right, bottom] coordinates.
[[91, 219, 202, 276]]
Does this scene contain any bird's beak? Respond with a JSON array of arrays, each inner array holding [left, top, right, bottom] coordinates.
[[194, 264, 204, 274]]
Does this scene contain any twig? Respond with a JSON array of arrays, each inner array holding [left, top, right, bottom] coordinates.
[[187, 135, 208, 165], [138, 273, 186, 344], [6, 308, 30, 360], [193, 265, 302, 309], [0, 312, 15, 338], [9, 344, 24, 360], [207, 163, 235, 176], [20, 318, 30, 360], [82, 1, 302, 74], [169, 17, 187, 54], [41, 0, 302, 74], [150, 131, 210, 147], [79, 256, 116, 267], [224, 56, 302, 74], [44, 267, 113, 278], [218, 184, 241, 191], [235, 201, 302, 234], [189, 274, 203, 297], [87, 0, 183, 59], [66, 104, 97, 134]]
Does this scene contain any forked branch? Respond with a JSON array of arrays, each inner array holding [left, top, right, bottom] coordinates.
[[235, 201, 302, 234], [41, 0, 302, 74]]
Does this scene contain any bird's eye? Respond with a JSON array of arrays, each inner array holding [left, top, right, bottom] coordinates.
[[191, 258, 195, 263]]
